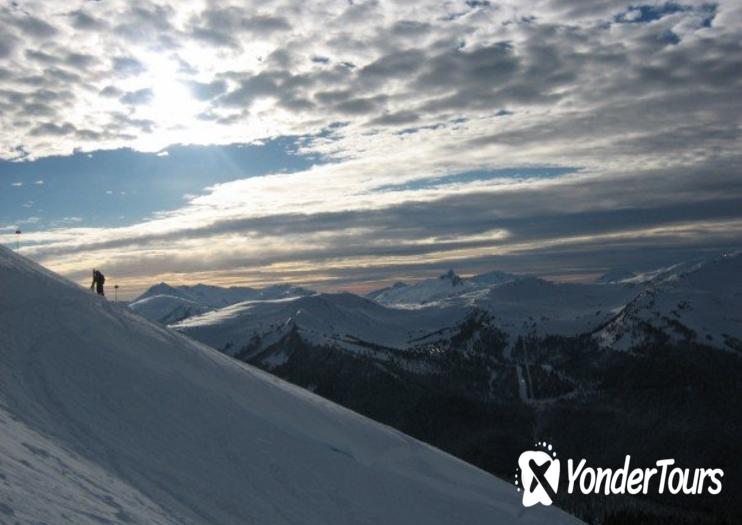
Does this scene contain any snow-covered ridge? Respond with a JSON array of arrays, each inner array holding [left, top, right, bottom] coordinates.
[[174, 292, 470, 357], [0, 245, 578, 524], [130, 281, 315, 323], [595, 252, 742, 351], [135, 281, 315, 308], [174, 253, 742, 355], [127, 294, 211, 325], [366, 268, 519, 307]]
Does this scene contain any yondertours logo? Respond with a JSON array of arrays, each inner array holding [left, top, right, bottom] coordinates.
[[517, 442, 560, 507], [515, 442, 724, 507]]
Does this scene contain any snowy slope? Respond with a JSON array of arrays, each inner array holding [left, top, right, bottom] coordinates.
[[595, 253, 742, 351], [135, 282, 314, 309], [134, 282, 257, 308], [368, 270, 475, 306], [128, 294, 211, 324], [366, 281, 409, 301], [475, 277, 638, 339], [131, 282, 315, 324], [174, 292, 469, 358], [0, 245, 578, 525]]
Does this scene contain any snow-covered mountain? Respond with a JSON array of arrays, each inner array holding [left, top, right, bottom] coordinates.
[[475, 277, 638, 341], [0, 245, 580, 524], [365, 281, 409, 301], [127, 293, 212, 325], [367, 269, 517, 306], [130, 281, 314, 324], [174, 292, 470, 359], [172, 252, 741, 523], [594, 269, 637, 284], [595, 252, 742, 351], [176, 254, 741, 359], [174, 277, 638, 360]]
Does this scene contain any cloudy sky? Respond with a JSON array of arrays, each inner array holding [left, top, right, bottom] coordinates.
[[1, 0, 740, 297]]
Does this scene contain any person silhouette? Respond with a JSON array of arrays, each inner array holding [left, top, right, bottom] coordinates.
[[90, 268, 106, 296]]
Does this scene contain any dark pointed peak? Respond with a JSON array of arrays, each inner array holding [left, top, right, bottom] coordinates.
[[439, 269, 464, 286]]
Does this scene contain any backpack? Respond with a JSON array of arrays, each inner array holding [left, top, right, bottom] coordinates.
[[96, 271, 105, 285]]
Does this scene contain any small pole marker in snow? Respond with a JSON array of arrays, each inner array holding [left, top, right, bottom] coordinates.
[[15, 229, 21, 251], [114, 284, 119, 302]]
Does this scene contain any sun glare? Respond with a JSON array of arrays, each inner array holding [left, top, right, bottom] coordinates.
[[141, 55, 199, 127], [151, 78, 194, 123]]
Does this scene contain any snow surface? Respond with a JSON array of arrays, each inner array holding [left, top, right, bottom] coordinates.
[[131, 282, 315, 324], [595, 253, 742, 351], [0, 245, 579, 524], [128, 294, 211, 324], [475, 277, 638, 340], [135, 282, 314, 309], [174, 292, 469, 356], [367, 270, 478, 306]]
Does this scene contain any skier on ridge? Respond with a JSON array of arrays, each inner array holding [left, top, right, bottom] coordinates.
[[90, 268, 106, 296]]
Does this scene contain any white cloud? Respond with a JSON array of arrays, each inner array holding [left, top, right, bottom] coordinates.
[[0, 0, 737, 164], [0, 0, 740, 293]]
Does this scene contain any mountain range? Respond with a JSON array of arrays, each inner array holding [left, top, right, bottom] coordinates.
[[153, 254, 741, 356], [0, 244, 579, 524], [151, 252, 742, 523]]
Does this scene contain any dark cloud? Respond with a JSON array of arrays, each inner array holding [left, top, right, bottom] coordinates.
[[110, 112, 155, 133], [241, 14, 291, 35], [69, 9, 105, 31], [100, 85, 123, 98], [14, 14, 58, 39], [369, 111, 420, 126], [219, 73, 280, 107], [45, 67, 81, 84], [414, 43, 520, 95], [24, 49, 97, 70], [358, 49, 427, 87], [64, 52, 97, 69], [190, 7, 292, 48], [390, 20, 433, 38], [0, 31, 17, 58], [113, 3, 176, 44], [217, 69, 318, 110], [112, 56, 145, 76], [25, 49, 56, 64], [30, 159, 742, 276], [22, 102, 56, 116], [314, 89, 354, 105], [30, 122, 76, 137], [334, 95, 387, 115], [119, 88, 153, 106], [187, 79, 227, 101]]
